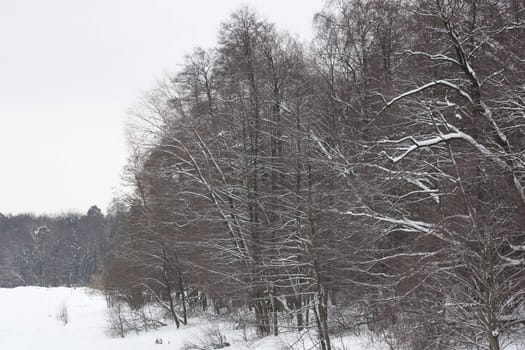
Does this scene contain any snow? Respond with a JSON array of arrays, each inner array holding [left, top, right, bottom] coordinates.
[[0, 287, 385, 350]]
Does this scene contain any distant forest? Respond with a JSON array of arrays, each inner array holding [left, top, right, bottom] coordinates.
[[0, 206, 110, 287], [3, 1, 525, 350]]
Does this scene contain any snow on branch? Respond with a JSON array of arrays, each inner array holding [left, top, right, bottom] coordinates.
[[405, 177, 440, 204], [509, 243, 525, 252], [358, 251, 442, 265], [405, 50, 462, 66], [310, 130, 333, 160], [381, 132, 467, 163], [377, 80, 474, 115], [500, 255, 525, 268], [343, 210, 433, 233], [381, 119, 525, 204], [341, 209, 462, 245]]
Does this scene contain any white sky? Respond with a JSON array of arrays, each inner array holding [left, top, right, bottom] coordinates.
[[0, 0, 324, 215]]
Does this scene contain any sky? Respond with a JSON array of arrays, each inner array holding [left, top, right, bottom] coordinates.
[[0, 0, 324, 215]]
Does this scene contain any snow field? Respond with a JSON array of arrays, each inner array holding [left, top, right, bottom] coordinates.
[[0, 287, 384, 350]]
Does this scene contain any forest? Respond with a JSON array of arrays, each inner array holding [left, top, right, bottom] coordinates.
[[1, 1, 524, 350], [0, 206, 110, 287]]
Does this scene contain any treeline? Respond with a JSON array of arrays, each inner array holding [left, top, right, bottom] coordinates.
[[101, 1, 525, 350], [0, 206, 110, 287]]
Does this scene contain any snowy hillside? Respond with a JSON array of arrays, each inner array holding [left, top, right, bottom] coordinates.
[[0, 287, 385, 350]]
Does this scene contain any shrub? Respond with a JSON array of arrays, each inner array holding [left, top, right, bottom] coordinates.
[[56, 302, 69, 325], [182, 326, 230, 350]]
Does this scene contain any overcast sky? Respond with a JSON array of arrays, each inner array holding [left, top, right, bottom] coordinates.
[[0, 0, 324, 215]]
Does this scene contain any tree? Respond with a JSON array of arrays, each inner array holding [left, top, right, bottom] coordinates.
[[101, 2, 525, 349], [312, 1, 525, 349]]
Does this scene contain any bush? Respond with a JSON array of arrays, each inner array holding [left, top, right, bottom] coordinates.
[[182, 326, 230, 350], [106, 302, 167, 338], [56, 301, 69, 325]]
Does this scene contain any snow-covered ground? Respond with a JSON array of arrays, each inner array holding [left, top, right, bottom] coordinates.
[[0, 287, 384, 350]]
